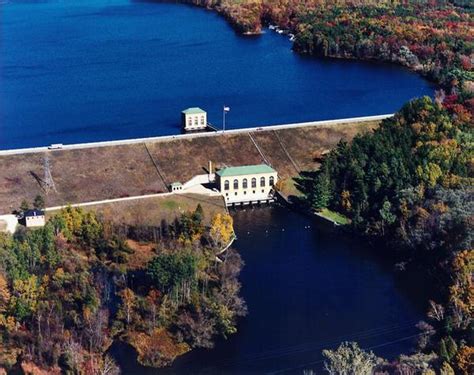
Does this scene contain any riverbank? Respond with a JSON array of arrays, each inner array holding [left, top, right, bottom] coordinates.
[[293, 95, 473, 373], [276, 178, 351, 226]]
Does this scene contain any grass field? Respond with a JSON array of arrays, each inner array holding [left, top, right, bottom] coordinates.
[[276, 177, 302, 199], [46, 194, 226, 227], [317, 208, 351, 225]]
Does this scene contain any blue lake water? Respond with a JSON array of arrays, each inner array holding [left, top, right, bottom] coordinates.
[[0, 0, 434, 149]]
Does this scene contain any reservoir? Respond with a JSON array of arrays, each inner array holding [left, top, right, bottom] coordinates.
[[0, 0, 434, 149], [111, 206, 427, 374]]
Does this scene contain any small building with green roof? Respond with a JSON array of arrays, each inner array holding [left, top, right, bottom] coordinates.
[[216, 164, 278, 206], [182, 107, 207, 132], [170, 182, 183, 192]]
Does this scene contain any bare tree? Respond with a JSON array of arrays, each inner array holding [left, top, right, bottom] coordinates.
[[427, 300, 444, 321], [98, 355, 120, 375]]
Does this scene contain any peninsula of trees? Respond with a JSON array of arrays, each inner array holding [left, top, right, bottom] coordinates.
[[0, 205, 245, 373]]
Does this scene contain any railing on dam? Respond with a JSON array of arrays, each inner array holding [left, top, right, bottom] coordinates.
[[0, 114, 394, 156]]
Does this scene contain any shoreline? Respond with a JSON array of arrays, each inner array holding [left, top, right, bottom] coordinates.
[[179, 1, 464, 94]]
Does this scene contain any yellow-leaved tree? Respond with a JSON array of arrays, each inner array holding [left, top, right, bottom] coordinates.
[[0, 272, 10, 313], [209, 213, 234, 250]]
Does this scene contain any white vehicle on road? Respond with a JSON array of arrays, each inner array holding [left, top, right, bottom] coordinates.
[[48, 143, 63, 150]]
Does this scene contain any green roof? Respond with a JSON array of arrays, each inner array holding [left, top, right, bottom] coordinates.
[[216, 164, 276, 177], [182, 107, 206, 115], [170, 182, 182, 187]]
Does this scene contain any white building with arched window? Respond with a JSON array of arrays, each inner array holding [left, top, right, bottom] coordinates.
[[182, 107, 207, 132], [216, 164, 278, 206]]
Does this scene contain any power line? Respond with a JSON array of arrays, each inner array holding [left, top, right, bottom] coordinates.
[[202, 320, 420, 370], [269, 332, 426, 375]]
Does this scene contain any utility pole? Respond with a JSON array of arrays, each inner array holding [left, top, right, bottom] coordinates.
[[42, 155, 57, 194], [223, 105, 230, 133]]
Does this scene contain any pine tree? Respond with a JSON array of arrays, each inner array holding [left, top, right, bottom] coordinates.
[[445, 336, 458, 362], [193, 204, 204, 224], [311, 172, 331, 211]]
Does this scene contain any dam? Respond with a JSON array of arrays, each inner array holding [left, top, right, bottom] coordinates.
[[0, 115, 387, 214]]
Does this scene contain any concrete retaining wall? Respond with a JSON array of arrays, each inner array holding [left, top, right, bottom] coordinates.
[[0, 114, 393, 156]]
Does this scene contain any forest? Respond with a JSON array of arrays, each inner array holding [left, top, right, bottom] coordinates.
[[292, 4, 473, 90], [0, 205, 245, 373]]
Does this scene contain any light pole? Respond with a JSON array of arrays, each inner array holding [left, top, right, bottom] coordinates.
[[223, 106, 230, 133]]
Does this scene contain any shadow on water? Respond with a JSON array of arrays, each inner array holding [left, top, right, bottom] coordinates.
[[110, 205, 431, 374]]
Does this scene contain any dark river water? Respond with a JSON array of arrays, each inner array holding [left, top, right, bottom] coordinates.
[[0, 0, 434, 149], [110, 206, 429, 374]]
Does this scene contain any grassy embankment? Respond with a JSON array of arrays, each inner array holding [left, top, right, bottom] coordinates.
[[0, 122, 377, 216], [276, 176, 351, 225]]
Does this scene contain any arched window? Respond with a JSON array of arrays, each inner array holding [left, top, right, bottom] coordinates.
[[224, 180, 229, 191], [269, 176, 275, 186], [194, 117, 198, 125], [242, 178, 248, 189], [260, 177, 266, 187], [233, 179, 239, 189], [251, 178, 256, 188], [201, 116, 205, 125], [188, 118, 192, 126]]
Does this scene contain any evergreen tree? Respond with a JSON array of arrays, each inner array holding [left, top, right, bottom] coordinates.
[[33, 195, 45, 210], [445, 336, 458, 362], [193, 203, 204, 224], [311, 172, 331, 211]]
